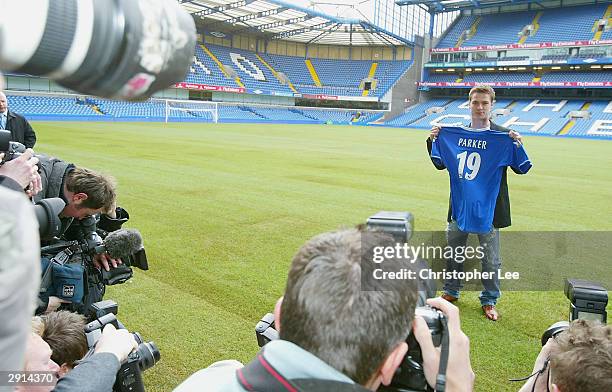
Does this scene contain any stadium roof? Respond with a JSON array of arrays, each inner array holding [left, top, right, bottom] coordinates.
[[395, 0, 604, 13], [180, 0, 415, 47]]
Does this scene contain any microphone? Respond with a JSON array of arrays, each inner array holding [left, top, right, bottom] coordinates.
[[103, 229, 143, 260]]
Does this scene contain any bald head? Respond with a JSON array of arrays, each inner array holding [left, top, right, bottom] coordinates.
[[0, 92, 7, 113]]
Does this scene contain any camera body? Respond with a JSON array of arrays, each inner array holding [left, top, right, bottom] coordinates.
[[391, 306, 445, 392], [0, 133, 26, 162], [84, 302, 160, 392]]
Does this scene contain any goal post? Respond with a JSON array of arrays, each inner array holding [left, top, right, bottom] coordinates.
[[164, 99, 219, 123]]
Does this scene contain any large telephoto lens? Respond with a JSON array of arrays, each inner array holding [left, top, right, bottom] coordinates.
[[0, 0, 195, 100]]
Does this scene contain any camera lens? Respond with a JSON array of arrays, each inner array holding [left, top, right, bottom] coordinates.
[[34, 198, 66, 240], [0, 0, 195, 100], [136, 341, 160, 371]]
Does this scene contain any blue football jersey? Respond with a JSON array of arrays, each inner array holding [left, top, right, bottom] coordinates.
[[430, 126, 532, 234]]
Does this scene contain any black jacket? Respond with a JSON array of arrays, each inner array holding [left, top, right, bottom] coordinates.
[[426, 121, 521, 229], [6, 110, 36, 148]]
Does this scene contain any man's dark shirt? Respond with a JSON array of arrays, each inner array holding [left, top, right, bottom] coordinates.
[[6, 110, 36, 148], [426, 121, 521, 229]]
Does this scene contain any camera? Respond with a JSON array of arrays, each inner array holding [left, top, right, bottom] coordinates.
[[541, 278, 608, 345], [0, 130, 27, 162], [39, 225, 149, 314], [33, 197, 65, 240], [387, 306, 445, 392], [84, 302, 160, 392], [0, 0, 195, 100]]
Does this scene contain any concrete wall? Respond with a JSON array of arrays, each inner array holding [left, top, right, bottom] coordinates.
[[383, 41, 425, 121]]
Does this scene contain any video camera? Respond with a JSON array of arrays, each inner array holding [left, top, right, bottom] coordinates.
[[83, 300, 160, 392], [255, 212, 445, 392], [40, 223, 149, 314], [542, 278, 608, 345], [0, 0, 195, 100]]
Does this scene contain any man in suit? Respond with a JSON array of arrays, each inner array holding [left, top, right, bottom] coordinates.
[[0, 91, 37, 148]]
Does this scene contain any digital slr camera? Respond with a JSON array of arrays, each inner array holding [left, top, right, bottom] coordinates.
[[84, 300, 160, 392]]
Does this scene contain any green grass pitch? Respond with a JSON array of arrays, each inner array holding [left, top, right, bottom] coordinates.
[[33, 121, 612, 392]]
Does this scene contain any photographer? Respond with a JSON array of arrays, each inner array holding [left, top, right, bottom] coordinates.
[[32, 311, 88, 377], [518, 320, 612, 392], [0, 187, 139, 392], [34, 156, 126, 270], [174, 228, 474, 391], [17, 325, 137, 392]]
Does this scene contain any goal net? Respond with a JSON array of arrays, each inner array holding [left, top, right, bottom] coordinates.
[[164, 99, 219, 123]]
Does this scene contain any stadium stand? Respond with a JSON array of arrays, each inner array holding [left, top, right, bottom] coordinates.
[[525, 4, 609, 43], [203, 44, 294, 95], [540, 71, 612, 83], [184, 45, 240, 88], [384, 98, 612, 138], [4, 94, 381, 125], [436, 15, 477, 48], [435, 4, 610, 48], [198, 47, 412, 98]]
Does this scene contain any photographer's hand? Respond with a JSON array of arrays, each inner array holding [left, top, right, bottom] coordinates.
[[518, 338, 557, 392], [94, 324, 138, 363], [45, 296, 70, 313], [0, 149, 40, 189], [93, 252, 123, 272], [413, 297, 475, 392], [27, 170, 42, 197]]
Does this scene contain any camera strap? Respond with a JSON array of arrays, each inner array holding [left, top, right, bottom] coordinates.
[[435, 317, 450, 392], [236, 351, 369, 392], [50, 243, 80, 265]]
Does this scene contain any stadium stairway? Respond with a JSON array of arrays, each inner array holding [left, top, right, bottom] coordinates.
[[558, 102, 591, 136], [305, 59, 323, 87], [456, 17, 481, 47], [593, 5, 612, 40], [362, 62, 378, 97], [255, 53, 298, 93], [291, 108, 318, 121], [200, 44, 245, 88], [518, 12, 542, 44]]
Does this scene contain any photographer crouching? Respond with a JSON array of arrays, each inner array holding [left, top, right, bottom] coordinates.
[[33, 155, 130, 314], [174, 227, 474, 392]]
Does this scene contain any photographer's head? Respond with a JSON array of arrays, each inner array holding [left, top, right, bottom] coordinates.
[[548, 320, 612, 392], [34, 311, 88, 377], [278, 228, 418, 390], [61, 167, 116, 219]]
